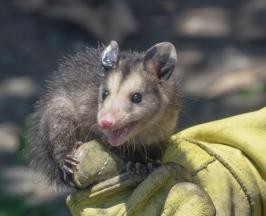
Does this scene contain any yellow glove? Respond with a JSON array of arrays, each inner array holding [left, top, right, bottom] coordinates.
[[68, 164, 215, 216], [67, 107, 266, 216]]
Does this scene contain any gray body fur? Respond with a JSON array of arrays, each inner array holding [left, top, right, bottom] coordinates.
[[29, 44, 180, 189], [30, 47, 102, 188]]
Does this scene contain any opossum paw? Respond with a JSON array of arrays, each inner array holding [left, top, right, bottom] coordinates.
[[74, 141, 83, 150], [126, 160, 161, 174], [62, 154, 79, 186]]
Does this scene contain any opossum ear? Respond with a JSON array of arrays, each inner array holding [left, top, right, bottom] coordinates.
[[143, 42, 177, 81], [99, 40, 119, 77]]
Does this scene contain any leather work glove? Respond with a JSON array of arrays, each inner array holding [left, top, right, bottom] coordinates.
[[67, 107, 266, 216]]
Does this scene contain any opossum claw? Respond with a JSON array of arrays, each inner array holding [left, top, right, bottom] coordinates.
[[65, 155, 79, 165], [62, 153, 79, 186], [126, 161, 134, 174], [74, 141, 83, 150], [135, 162, 141, 174], [126, 161, 158, 174], [147, 162, 153, 173]]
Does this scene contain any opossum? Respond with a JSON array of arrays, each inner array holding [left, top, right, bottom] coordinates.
[[29, 41, 180, 189]]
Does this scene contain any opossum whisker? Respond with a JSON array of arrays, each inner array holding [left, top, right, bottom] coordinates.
[[132, 137, 136, 157], [139, 139, 148, 162]]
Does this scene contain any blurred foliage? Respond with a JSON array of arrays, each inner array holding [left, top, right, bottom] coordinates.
[[0, 193, 57, 216], [16, 119, 30, 163], [238, 82, 266, 97]]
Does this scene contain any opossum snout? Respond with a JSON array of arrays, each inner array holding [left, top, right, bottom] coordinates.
[[98, 114, 116, 129]]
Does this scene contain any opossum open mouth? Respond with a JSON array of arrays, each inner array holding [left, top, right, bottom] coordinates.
[[106, 122, 137, 146]]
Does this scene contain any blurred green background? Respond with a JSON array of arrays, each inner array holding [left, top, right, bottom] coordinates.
[[0, 0, 265, 215]]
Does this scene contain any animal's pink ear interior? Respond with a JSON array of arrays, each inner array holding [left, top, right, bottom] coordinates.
[[143, 42, 177, 81]]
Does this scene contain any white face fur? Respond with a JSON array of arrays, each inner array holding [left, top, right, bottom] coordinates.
[[97, 41, 179, 147]]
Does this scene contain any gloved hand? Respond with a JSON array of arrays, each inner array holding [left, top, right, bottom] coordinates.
[[67, 107, 266, 216], [68, 162, 215, 216]]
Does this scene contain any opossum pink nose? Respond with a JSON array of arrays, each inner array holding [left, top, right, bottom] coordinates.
[[99, 116, 115, 129]]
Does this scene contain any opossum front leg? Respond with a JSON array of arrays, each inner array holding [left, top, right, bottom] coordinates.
[[48, 115, 81, 186], [61, 141, 83, 186]]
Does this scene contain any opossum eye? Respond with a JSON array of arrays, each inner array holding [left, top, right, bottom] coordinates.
[[131, 93, 142, 103], [102, 90, 110, 100]]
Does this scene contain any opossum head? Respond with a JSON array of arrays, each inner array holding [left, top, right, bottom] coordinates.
[[97, 41, 179, 147]]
